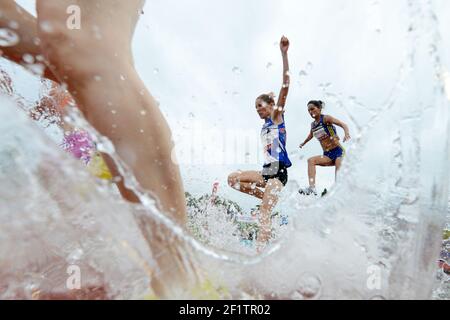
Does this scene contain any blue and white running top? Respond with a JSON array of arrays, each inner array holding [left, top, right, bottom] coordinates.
[[261, 117, 292, 167]]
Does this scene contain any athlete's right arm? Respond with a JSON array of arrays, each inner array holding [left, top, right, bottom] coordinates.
[[299, 130, 313, 148], [272, 36, 290, 123]]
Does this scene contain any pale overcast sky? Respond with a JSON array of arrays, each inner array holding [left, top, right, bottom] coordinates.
[[12, 0, 450, 210]]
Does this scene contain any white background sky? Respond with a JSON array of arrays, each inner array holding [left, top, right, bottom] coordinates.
[[12, 0, 450, 210]]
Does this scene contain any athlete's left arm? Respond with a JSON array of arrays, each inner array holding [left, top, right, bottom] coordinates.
[[272, 36, 290, 123], [324, 115, 351, 142]]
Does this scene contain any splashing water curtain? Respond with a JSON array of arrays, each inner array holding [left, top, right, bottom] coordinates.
[[0, 0, 449, 299]]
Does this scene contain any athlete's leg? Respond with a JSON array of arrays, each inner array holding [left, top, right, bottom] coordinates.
[[334, 157, 343, 181], [32, 0, 196, 298], [257, 178, 284, 248], [0, 2, 145, 205], [228, 170, 266, 199], [35, 0, 186, 224], [0, 1, 58, 81], [307, 155, 333, 187]]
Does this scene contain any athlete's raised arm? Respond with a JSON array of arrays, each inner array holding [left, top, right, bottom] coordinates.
[[272, 36, 290, 123]]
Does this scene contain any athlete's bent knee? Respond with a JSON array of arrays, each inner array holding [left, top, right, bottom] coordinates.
[[228, 173, 239, 187], [266, 178, 283, 190]]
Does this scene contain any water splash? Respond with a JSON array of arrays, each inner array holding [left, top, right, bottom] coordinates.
[[0, 0, 449, 300]]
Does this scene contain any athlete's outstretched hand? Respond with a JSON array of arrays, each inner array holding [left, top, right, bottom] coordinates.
[[343, 132, 351, 142], [280, 36, 289, 54]]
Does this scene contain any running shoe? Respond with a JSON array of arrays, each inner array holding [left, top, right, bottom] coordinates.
[[298, 186, 317, 196]]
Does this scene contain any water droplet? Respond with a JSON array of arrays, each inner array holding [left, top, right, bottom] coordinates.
[[22, 54, 35, 64], [33, 37, 41, 46], [306, 62, 313, 70], [299, 70, 308, 77], [26, 63, 45, 76], [188, 112, 195, 118], [94, 75, 102, 82], [290, 290, 304, 300], [120, 75, 126, 81], [153, 68, 159, 74], [140, 129, 144, 133], [111, 110, 117, 114], [67, 248, 84, 262], [25, 282, 40, 298], [107, 102, 113, 107], [296, 273, 322, 299], [319, 83, 332, 91], [441, 71, 450, 101], [140, 110, 147, 116], [39, 21, 54, 33], [92, 25, 102, 40], [266, 62, 273, 69], [8, 21, 19, 30], [0, 28, 20, 47], [232, 66, 242, 74]]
